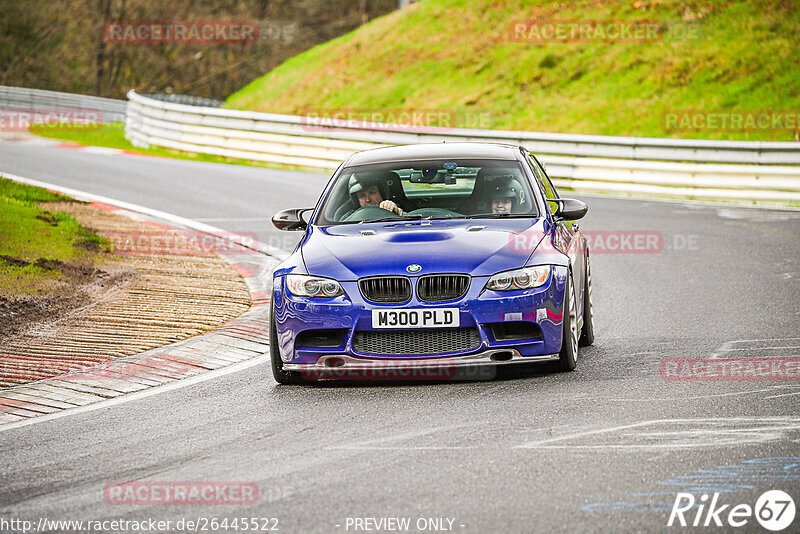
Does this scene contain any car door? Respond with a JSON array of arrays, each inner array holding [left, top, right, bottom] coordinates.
[[527, 154, 586, 316]]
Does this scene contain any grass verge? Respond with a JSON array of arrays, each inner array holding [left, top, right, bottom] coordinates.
[[0, 177, 111, 295]]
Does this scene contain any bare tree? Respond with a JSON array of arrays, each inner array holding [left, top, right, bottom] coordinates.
[[95, 0, 127, 96]]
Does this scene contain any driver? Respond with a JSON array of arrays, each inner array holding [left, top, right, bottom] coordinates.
[[348, 173, 404, 216], [489, 180, 521, 214]]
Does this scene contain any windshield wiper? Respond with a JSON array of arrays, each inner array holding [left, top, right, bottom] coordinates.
[[361, 214, 425, 224], [464, 213, 529, 219]]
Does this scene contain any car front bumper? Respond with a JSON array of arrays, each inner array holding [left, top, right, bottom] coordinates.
[[272, 266, 568, 369]]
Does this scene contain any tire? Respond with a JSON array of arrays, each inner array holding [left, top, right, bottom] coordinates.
[[558, 273, 579, 372], [579, 254, 595, 347], [270, 301, 305, 385]]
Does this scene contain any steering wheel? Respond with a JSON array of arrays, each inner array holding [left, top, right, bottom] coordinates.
[[341, 205, 397, 222], [406, 208, 463, 218]]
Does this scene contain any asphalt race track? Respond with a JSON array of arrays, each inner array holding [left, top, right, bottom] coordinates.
[[1, 139, 799, 533]]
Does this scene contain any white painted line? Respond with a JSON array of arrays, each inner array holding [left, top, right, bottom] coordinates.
[[764, 392, 800, 399], [0, 134, 57, 145], [710, 340, 735, 358], [328, 446, 479, 450], [326, 422, 488, 450], [728, 338, 800, 345], [607, 387, 781, 402], [81, 146, 124, 156], [763, 387, 800, 400], [513, 420, 649, 449], [720, 346, 800, 351], [513, 417, 800, 450], [0, 171, 290, 260], [0, 354, 270, 434], [710, 338, 800, 358]]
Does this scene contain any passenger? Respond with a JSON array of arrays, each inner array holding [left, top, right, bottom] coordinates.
[[489, 181, 521, 214]]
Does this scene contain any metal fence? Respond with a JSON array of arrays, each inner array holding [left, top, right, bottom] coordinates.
[[0, 85, 127, 124], [125, 90, 800, 202]]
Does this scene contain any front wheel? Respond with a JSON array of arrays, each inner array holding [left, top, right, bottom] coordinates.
[[270, 301, 305, 385], [558, 274, 578, 372]]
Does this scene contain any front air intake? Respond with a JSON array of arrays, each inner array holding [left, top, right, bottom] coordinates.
[[491, 322, 543, 341], [359, 276, 412, 304], [417, 274, 470, 302]]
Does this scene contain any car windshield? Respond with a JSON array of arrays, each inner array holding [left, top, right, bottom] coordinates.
[[316, 159, 539, 225]]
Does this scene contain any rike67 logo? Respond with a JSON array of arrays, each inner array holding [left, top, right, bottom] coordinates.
[[668, 490, 796, 531]]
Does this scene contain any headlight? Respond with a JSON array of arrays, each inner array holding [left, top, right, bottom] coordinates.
[[486, 266, 550, 291], [286, 274, 344, 298]]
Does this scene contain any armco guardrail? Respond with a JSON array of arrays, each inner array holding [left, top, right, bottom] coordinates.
[[125, 90, 800, 202], [142, 93, 223, 108], [1, 85, 127, 124]]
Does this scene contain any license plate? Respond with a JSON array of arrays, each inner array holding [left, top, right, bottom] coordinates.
[[371, 308, 460, 329]]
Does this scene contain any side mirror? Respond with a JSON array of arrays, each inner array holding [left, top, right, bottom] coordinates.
[[550, 198, 588, 221], [272, 208, 312, 231]]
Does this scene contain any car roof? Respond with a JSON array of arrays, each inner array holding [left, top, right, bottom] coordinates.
[[344, 142, 523, 166]]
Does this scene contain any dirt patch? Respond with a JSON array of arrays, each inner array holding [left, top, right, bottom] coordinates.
[[32, 257, 102, 278], [0, 268, 136, 343], [0, 249, 121, 342], [0, 255, 103, 277], [0, 255, 29, 268], [35, 211, 60, 226], [1, 293, 90, 341], [75, 237, 102, 253]]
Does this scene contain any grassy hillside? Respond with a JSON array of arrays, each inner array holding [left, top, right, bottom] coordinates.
[[225, 0, 800, 141]]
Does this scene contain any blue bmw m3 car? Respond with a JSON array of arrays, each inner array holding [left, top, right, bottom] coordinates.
[[270, 143, 593, 383]]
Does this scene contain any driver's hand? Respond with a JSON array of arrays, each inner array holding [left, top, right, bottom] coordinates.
[[380, 200, 403, 215]]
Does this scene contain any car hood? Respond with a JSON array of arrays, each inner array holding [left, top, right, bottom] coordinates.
[[300, 218, 547, 280]]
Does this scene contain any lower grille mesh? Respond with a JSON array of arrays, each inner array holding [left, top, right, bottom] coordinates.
[[353, 328, 481, 356]]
